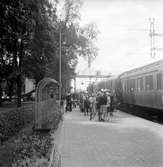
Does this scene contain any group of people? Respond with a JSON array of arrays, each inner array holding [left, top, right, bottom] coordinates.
[[79, 91, 118, 121]]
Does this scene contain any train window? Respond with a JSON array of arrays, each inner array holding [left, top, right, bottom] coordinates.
[[145, 75, 153, 90], [126, 79, 135, 92], [123, 81, 125, 92], [130, 79, 136, 91], [124, 80, 127, 92], [126, 80, 130, 92], [137, 78, 143, 91], [157, 73, 163, 90]]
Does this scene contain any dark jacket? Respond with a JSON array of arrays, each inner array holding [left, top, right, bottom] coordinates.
[[100, 95, 107, 105], [96, 96, 101, 109], [84, 98, 90, 108], [110, 95, 114, 111]]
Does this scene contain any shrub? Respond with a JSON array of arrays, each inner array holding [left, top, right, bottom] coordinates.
[[0, 102, 63, 167], [0, 106, 34, 143]]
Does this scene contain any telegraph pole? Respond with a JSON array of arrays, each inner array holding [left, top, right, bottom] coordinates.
[[149, 18, 163, 57], [59, 29, 62, 108], [74, 77, 76, 92], [149, 18, 155, 58]]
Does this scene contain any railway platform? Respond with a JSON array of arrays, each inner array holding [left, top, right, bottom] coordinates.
[[58, 107, 163, 167]]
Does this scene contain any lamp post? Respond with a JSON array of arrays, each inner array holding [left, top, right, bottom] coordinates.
[[59, 29, 62, 109]]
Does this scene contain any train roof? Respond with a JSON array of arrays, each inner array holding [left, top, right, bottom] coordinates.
[[119, 59, 163, 78]]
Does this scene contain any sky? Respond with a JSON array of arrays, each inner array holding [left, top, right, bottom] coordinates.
[[74, 0, 163, 90]]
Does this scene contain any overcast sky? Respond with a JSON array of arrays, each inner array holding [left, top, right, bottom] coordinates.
[[75, 0, 163, 90]]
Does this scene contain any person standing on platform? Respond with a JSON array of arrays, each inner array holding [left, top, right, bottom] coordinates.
[[66, 93, 72, 112], [106, 92, 111, 120], [79, 94, 84, 112], [100, 92, 107, 121], [110, 92, 115, 118], [89, 94, 96, 120], [96, 92, 103, 121], [84, 95, 90, 116]]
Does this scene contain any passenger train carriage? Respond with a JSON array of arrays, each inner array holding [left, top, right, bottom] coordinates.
[[95, 60, 163, 111], [119, 60, 163, 110]]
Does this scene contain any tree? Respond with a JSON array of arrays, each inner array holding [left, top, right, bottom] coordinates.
[[0, 0, 99, 106], [0, 0, 58, 106], [50, 0, 99, 94]]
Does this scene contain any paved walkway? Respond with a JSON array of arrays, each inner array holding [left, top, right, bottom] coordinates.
[[59, 108, 163, 167]]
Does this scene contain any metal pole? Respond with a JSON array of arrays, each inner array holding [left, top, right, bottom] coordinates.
[[59, 30, 62, 108], [74, 77, 76, 92]]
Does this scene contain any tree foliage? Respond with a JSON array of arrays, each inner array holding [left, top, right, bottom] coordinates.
[[0, 0, 98, 106]]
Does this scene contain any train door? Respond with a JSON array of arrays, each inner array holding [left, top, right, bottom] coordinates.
[[144, 74, 155, 108], [130, 79, 136, 105], [156, 72, 163, 110]]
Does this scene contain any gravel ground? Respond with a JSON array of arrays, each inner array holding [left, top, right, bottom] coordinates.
[[59, 108, 163, 167]]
